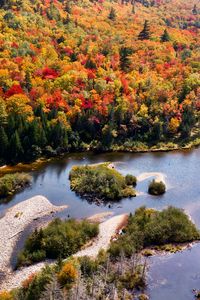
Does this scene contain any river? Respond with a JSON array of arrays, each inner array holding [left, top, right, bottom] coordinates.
[[0, 148, 200, 299]]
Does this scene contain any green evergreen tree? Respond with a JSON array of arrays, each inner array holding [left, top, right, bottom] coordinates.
[[0, 99, 8, 126], [108, 7, 116, 21], [29, 121, 41, 146], [132, 4, 135, 14], [39, 127, 48, 148], [0, 0, 5, 8], [9, 131, 24, 162], [0, 126, 8, 159], [138, 20, 151, 40], [24, 71, 32, 92], [119, 47, 133, 72], [65, 2, 71, 14], [160, 29, 170, 42], [192, 4, 198, 15]]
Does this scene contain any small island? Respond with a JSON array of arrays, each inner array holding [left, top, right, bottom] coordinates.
[[69, 163, 136, 202], [109, 206, 200, 258], [148, 179, 166, 196], [0, 173, 32, 199]]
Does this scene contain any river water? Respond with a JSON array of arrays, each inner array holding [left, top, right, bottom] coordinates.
[[1, 148, 200, 299]]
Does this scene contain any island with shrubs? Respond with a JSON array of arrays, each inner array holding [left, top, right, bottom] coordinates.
[[109, 206, 200, 258], [148, 179, 166, 196], [0, 173, 32, 199], [69, 163, 137, 202]]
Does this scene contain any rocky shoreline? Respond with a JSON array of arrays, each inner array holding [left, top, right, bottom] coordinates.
[[0, 196, 67, 290], [0, 208, 127, 291]]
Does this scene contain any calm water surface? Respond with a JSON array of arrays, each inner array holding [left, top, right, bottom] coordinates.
[[1, 148, 200, 299]]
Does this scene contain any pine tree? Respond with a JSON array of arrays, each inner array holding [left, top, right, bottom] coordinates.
[[192, 4, 198, 15], [9, 131, 24, 162], [24, 71, 32, 92], [160, 29, 170, 42], [0, 126, 8, 159], [65, 2, 71, 14], [0, 0, 5, 8], [138, 20, 151, 40], [132, 4, 135, 14], [108, 7, 116, 21], [119, 47, 133, 72], [0, 99, 8, 126]]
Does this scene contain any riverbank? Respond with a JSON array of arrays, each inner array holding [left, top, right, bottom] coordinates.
[[1, 137, 200, 177], [0, 211, 127, 291], [75, 213, 128, 258], [0, 196, 67, 290]]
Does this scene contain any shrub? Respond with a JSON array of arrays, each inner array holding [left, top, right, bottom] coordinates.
[[69, 163, 136, 201], [0, 173, 31, 198], [148, 179, 166, 195], [14, 266, 53, 300], [0, 291, 13, 300], [79, 256, 98, 277], [125, 174, 137, 186], [57, 262, 77, 288], [17, 219, 99, 267]]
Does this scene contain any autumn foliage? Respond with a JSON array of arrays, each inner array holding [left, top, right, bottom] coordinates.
[[0, 0, 199, 163]]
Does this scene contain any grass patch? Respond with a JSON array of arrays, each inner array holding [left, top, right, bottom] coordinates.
[[69, 163, 136, 202]]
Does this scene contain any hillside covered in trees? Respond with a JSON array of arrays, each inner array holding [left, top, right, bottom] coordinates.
[[0, 0, 200, 164]]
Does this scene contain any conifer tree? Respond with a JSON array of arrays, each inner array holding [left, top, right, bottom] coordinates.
[[120, 47, 133, 72], [0, 99, 7, 126], [108, 7, 116, 21], [9, 131, 24, 162], [192, 4, 198, 15], [0, 0, 5, 8], [65, 2, 71, 14], [24, 71, 32, 92], [138, 20, 151, 40], [132, 4, 135, 14], [0, 127, 8, 158], [160, 29, 170, 42]]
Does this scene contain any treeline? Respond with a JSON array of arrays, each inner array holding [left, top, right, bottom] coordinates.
[[0, 100, 197, 165], [0, 107, 69, 164]]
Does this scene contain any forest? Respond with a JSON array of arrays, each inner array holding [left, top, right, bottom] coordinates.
[[0, 0, 199, 164]]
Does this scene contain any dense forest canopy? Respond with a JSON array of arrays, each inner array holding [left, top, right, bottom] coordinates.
[[0, 0, 199, 163]]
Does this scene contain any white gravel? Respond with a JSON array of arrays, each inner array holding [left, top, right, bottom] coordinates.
[[75, 214, 128, 258], [137, 172, 166, 184], [0, 212, 127, 291], [0, 195, 67, 290]]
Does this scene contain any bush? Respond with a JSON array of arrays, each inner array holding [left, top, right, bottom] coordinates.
[[57, 262, 77, 288], [14, 266, 53, 300], [125, 174, 137, 186], [0, 291, 13, 300], [0, 173, 31, 198], [148, 179, 166, 195], [69, 163, 136, 201], [79, 256, 98, 277], [109, 206, 200, 258], [17, 219, 99, 267]]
